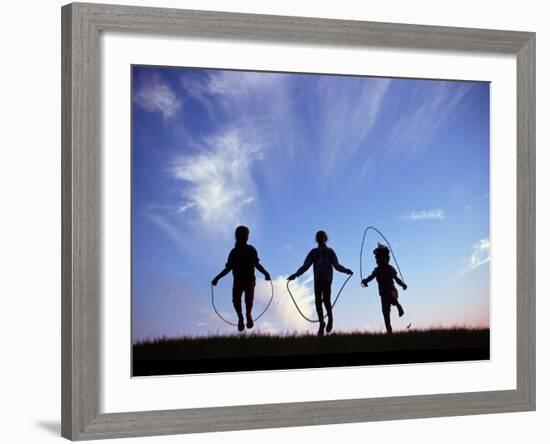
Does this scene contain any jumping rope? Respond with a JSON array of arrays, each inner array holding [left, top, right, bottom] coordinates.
[[360, 226, 406, 286], [285, 273, 353, 323], [211, 280, 275, 327]]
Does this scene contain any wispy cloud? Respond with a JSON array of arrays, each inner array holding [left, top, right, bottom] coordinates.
[[316, 77, 392, 175], [466, 238, 490, 271], [465, 192, 489, 211], [134, 76, 181, 119], [170, 130, 261, 236], [254, 274, 316, 332], [147, 212, 190, 252], [180, 70, 302, 188], [181, 71, 396, 184], [181, 70, 289, 121], [174, 202, 196, 214], [384, 81, 473, 158], [402, 208, 446, 221], [195, 70, 281, 97]]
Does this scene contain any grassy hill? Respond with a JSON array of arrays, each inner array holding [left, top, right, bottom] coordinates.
[[133, 328, 489, 376]]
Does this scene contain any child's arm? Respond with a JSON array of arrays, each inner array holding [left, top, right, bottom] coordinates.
[[211, 267, 231, 286], [251, 247, 271, 280], [361, 271, 376, 287], [212, 251, 233, 285], [288, 250, 314, 280], [394, 275, 407, 290], [391, 265, 407, 289], [330, 250, 353, 275], [255, 262, 271, 280]]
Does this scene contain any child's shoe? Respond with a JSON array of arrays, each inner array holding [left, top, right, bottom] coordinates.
[[246, 314, 254, 329], [317, 322, 326, 336], [397, 305, 405, 317]]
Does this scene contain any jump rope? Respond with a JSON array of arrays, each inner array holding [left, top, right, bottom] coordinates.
[[211, 226, 406, 326], [286, 273, 353, 323], [210, 280, 274, 327]]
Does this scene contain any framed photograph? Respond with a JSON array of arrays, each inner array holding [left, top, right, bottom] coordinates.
[[131, 64, 492, 377], [61, 2, 535, 440]]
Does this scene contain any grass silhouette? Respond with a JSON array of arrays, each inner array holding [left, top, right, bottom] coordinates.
[[133, 327, 489, 376]]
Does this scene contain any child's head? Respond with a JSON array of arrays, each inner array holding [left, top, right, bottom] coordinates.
[[373, 243, 390, 266], [235, 225, 250, 244], [315, 230, 328, 246]]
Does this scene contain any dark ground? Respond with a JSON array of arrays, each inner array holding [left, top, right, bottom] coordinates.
[[133, 328, 490, 376]]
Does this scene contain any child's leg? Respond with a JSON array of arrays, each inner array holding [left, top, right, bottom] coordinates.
[[244, 281, 255, 328], [391, 288, 405, 317], [232, 283, 245, 331], [321, 282, 333, 332], [381, 296, 392, 334], [313, 281, 325, 323], [396, 301, 405, 317], [383, 310, 392, 334], [314, 281, 325, 336]]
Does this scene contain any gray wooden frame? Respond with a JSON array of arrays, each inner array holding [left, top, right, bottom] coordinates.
[[61, 2, 536, 440]]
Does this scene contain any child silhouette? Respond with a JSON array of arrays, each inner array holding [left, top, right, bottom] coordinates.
[[212, 226, 271, 332], [361, 243, 407, 334], [288, 230, 352, 336]]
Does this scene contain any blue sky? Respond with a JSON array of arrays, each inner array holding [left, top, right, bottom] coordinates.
[[131, 65, 490, 342]]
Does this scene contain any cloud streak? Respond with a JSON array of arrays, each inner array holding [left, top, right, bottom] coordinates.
[[384, 81, 473, 158], [465, 192, 489, 211], [402, 208, 446, 221], [134, 76, 181, 119], [467, 238, 490, 271], [183, 70, 282, 98], [316, 77, 393, 175]]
